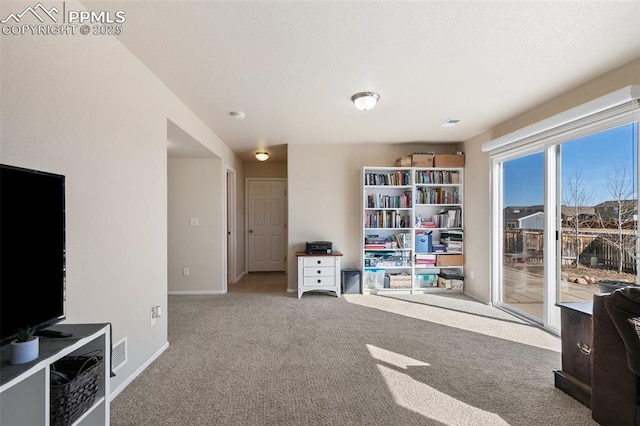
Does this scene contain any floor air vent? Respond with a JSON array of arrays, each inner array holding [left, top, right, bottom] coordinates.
[[112, 337, 127, 372]]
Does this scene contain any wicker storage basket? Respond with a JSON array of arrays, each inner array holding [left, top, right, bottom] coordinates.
[[388, 273, 412, 289], [50, 354, 103, 426]]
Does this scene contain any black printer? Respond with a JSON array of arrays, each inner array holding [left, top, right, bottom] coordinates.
[[306, 241, 333, 254]]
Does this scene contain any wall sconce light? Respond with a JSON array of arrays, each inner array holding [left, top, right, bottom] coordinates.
[[255, 152, 269, 161], [351, 92, 380, 111]]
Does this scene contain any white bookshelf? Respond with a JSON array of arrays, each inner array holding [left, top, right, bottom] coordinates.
[[362, 166, 464, 294]]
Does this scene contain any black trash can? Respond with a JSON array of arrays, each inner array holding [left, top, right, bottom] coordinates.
[[341, 269, 361, 294]]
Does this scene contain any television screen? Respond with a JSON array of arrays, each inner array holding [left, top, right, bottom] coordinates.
[[0, 164, 66, 345]]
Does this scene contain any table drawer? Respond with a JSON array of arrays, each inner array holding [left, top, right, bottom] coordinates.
[[303, 266, 334, 277], [303, 276, 336, 287], [561, 307, 593, 386], [303, 257, 335, 267]]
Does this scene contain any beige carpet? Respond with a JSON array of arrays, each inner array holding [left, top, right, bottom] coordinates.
[[111, 289, 595, 425]]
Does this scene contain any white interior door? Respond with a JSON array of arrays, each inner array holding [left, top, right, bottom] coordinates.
[[247, 179, 286, 271]]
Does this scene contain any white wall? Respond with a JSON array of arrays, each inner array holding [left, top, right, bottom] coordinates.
[[287, 142, 461, 291], [1, 13, 167, 392], [462, 58, 640, 302], [0, 0, 243, 395], [244, 161, 287, 179], [168, 159, 225, 293]]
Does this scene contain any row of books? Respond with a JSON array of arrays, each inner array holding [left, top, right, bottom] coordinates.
[[431, 209, 462, 228], [364, 211, 411, 229], [415, 187, 460, 205], [366, 191, 412, 208], [364, 171, 411, 186], [415, 170, 460, 185], [390, 232, 410, 249]]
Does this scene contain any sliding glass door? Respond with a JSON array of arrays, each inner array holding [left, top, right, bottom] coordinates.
[[494, 121, 639, 332]]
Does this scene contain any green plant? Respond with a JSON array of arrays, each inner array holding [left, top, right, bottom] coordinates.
[[15, 327, 35, 343]]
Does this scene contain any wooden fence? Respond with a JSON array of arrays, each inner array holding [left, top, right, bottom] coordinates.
[[503, 228, 637, 273]]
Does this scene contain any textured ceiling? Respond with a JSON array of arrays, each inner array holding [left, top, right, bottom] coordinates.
[[87, 1, 640, 161]]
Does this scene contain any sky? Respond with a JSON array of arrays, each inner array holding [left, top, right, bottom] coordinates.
[[503, 122, 638, 207]]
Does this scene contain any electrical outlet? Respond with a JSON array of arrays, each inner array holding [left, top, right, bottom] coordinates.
[[189, 218, 199, 226], [182, 267, 189, 276]]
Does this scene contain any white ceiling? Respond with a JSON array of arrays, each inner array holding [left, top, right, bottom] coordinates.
[[91, 1, 640, 162]]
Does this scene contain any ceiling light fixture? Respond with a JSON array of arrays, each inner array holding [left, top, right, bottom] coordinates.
[[351, 92, 380, 111], [255, 152, 269, 161], [229, 111, 246, 120]]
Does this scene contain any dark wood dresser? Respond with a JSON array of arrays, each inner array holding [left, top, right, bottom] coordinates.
[[554, 302, 593, 408]]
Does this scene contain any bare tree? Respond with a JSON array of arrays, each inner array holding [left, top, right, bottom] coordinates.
[[562, 169, 594, 267], [599, 161, 637, 273]]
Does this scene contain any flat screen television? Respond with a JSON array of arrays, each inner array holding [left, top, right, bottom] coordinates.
[[0, 164, 66, 345]]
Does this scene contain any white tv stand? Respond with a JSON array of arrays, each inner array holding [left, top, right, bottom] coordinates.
[[0, 323, 111, 426]]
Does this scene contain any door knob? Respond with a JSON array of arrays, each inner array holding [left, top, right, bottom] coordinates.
[[249, 229, 253, 233]]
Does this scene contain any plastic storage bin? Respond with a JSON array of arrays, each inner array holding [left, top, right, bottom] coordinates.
[[415, 274, 438, 288], [364, 269, 385, 289], [341, 269, 361, 294]]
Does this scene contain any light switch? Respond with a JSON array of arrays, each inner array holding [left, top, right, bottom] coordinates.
[[189, 218, 199, 226]]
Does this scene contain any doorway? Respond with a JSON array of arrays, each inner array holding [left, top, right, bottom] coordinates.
[[226, 166, 237, 286], [246, 178, 287, 272]]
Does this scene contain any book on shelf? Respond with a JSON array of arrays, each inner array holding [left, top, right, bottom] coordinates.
[[367, 191, 412, 208], [440, 269, 464, 280], [445, 241, 463, 248], [364, 171, 410, 186], [415, 215, 437, 228], [432, 244, 447, 253], [364, 244, 387, 250], [415, 188, 461, 205], [432, 208, 462, 228], [415, 253, 436, 265], [445, 245, 463, 254], [391, 232, 410, 249], [415, 170, 461, 185], [444, 229, 463, 241], [365, 210, 410, 228]]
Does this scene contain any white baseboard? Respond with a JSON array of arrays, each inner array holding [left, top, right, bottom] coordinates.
[[109, 341, 169, 401], [168, 290, 225, 295]]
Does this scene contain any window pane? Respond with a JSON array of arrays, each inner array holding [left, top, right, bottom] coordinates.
[[502, 151, 545, 321], [559, 122, 638, 303]]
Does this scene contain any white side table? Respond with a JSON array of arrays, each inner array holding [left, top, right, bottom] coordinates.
[[296, 252, 343, 298]]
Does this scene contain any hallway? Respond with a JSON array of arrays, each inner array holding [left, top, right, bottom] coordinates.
[[229, 272, 288, 294]]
